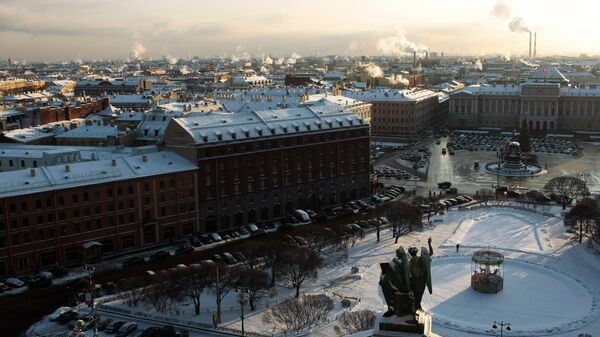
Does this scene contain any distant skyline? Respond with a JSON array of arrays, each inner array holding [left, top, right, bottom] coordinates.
[[1, 0, 599, 61]]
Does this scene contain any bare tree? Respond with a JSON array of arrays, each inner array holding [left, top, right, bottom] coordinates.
[[209, 264, 240, 323], [545, 176, 588, 209], [262, 294, 334, 332], [387, 202, 422, 243], [334, 310, 376, 336], [236, 267, 273, 311], [175, 264, 212, 315], [145, 272, 181, 314], [567, 198, 600, 243], [276, 246, 323, 298], [115, 278, 146, 307], [295, 227, 348, 262], [478, 188, 495, 204], [258, 238, 287, 286]]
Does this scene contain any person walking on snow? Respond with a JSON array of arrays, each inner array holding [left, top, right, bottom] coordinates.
[[456, 243, 460, 253]]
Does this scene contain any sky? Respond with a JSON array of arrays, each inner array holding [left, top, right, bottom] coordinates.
[[1, 0, 600, 61]]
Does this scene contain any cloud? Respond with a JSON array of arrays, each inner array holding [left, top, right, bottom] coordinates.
[[490, 0, 510, 19]]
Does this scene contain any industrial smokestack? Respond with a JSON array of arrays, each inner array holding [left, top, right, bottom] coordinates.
[[425, 51, 429, 60], [534, 32, 537, 58], [529, 32, 532, 58], [412, 51, 416, 67]]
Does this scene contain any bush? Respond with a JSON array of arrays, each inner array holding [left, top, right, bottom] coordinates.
[[262, 294, 334, 332]]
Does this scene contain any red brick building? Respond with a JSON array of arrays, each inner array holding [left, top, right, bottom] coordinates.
[[0, 152, 198, 276], [26, 98, 110, 125], [165, 104, 371, 233]]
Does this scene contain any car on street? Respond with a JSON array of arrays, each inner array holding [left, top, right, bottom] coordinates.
[[56, 310, 79, 325], [122, 256, 145, 268], [446, 187, 458, 194], [116, 322, 138, 337], [175, 245, 194, 256], [105, 320, 126, 333], [208, 233, 222, 242], [149, 250, 171, 261], [437, 181, 452, 189], [98, 318, 113, 331]]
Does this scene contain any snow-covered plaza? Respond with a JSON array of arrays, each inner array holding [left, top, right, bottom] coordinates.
[[29, 203, 600, 337]]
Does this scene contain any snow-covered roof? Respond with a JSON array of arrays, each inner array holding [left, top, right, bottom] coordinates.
[[171, 104, 366, 145], [0, 151, 196, 198], [454, 84, 521, 96], [342, 88, 439, 103], [528, 65, 569, 83], [55, 125, 123, 139], [0, 109, 24, 117]]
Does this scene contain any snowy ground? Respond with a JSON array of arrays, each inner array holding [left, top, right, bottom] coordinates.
[[29, 203, 600, 337]]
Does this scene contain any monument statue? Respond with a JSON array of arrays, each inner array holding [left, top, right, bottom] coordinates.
[[379, 237, 433, 320]]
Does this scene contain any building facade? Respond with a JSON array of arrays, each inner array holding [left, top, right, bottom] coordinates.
[[165, 105, 371, 233], [0, 151, 198, 276], [449, 82, 600, 131], [343, 89, 442, 135]]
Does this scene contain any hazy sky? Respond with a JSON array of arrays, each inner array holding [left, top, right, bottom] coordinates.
[[1, 0, 599, 61]]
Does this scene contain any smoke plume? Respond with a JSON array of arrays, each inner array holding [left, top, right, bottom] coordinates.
[[263, 56, 273, 65], [387, 74, 409, 86], [508, 17, 530, 33], [490, 0, 510, 19], [130, 41, 147, 60], [377, 32, 428, 55], [363, 63, 384, 78], [290, 52, 301, 60]]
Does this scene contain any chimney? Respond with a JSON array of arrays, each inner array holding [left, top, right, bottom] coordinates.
[[413, 51, 417, 69], [425, 51, 429, 60], [111, 159, 117, 167], [65, 165, 70, 173], [529, 32, 532, 58], [534, 32, 537, 58], [30, 169, 36, 177]]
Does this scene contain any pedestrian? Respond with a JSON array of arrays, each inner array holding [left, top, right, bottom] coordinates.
[[392, 226, 397, 238], [456, 243, 460, 253], [429, 190, 432, 197]]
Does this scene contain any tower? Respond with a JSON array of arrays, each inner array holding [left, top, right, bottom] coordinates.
[[534, 33, 537, 58], [528, 32, 532, 58]]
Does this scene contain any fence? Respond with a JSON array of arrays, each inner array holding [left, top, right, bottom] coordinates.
[[96, 303, 268, 337], [459, 201, 556, 218]]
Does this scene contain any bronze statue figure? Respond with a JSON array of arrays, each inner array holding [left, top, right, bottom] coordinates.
[[379, 237, 433, 319]]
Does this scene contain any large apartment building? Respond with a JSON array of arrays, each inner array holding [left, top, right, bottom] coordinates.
[[165, 104, 371, 233], [0, 150, 198, 276], [343, 88, 443, 135]]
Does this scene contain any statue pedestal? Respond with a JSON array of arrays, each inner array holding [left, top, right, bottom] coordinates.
[[372, 311, 433, 337]]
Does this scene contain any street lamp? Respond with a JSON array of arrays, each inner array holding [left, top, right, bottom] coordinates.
[[83, 264, 96, 308], [492, 321, 511, 337], [235, 286, 249, 336]]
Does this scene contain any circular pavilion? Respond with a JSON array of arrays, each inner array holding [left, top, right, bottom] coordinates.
[[471, 250, 504, 294]]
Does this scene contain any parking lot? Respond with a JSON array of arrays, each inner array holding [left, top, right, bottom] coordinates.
[[375, 133, 600, 197]]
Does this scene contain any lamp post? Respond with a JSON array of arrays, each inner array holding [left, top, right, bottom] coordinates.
[[492, 321, 511, 337], [83, 264, 96, 308], [235, 286, 249, 336]]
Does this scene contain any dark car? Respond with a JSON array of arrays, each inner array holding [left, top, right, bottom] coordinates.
[[49, 265, 68, 277], [446, 187, 458, 194], [28, 276, 52, 289], [506, 190, 521, 198], [156, 325, 177, 337], [220, 252, 238, 265], [437, 181, 452, 189], [175, 245, 194, 256], [116, 322, 138, 337], [122, 256, 145, 268], [105, 320, 126, 333], [198, 234, 213, 244], [56, 310, 79, 325], [212, 254, 225, 263], [232, 251, 247, 262], [140, 327, 160, 337], [149, 250, 171, 261], [98, 318, 113, 331]]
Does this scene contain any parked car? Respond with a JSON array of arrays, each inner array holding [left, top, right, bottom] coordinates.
[[446, 187, 458, 194], [149, 250, 171, 261], [212, 254, 225, 263], [28, 275, 52, 289], [356, 200, 374, 211], [175, 245, 194, 256], [208, 233, 222, 242], [220, 252, 238, 265], [116, 322, 138, 337], [198, 234, 213, 244], [56, 310, 79, 325], [122, 256, 145, 268], [437, 181, 452, 189], [105, 320, 126, 333], [81, 314, 100, 331], [4, 277, 25, 288], [98, 318, 113, 331], [49, 307, 72, 322], [506, 190, 521, 198], [140, 327, 160, 337], [294, 209, 311, 223], [232, 251, 247, 262]]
